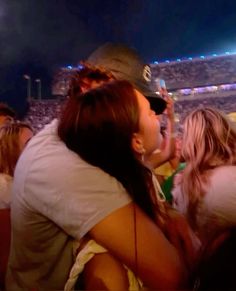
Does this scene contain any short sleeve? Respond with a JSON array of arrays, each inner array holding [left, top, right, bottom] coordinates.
[[23, 150, 132, 240]]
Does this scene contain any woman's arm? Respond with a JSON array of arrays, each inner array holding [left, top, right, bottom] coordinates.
[[89, 202, 188, 290], [82, 252, 130, 290]]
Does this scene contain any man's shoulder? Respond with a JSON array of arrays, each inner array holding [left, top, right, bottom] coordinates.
[[15, 119, 92, 183], [16, 119, 114, 184], [23, 119, 78, 163]]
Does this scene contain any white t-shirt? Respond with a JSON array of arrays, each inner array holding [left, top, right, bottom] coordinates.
[[6, 119, 131, 290], [172, 165, 236, 240], [0, 173, 12, 209]]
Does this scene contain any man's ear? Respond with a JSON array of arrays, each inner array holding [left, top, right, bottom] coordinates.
[[131, 133, 145, 154]]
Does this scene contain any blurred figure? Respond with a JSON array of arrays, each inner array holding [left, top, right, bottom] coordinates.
[[0, 121, 33, 289], [0, 122, 33, 208], [172, 107, 236, 244]]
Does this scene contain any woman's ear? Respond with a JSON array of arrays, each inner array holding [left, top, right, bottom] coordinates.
[[131, 133, 145, 154]]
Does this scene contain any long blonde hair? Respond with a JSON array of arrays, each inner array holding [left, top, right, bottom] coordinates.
[[181, 107, 236, 228], [0, 122, 32, 176]]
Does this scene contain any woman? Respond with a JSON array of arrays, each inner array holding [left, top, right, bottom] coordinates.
[[0, 121, 33, 208], [0, 121, 33, 289], [58, 80, 200, 290], [172, 107, 236, 244]]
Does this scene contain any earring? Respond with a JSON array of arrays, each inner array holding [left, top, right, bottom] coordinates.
[[140, 147, 146, 163], [140, 147, 146, 154]]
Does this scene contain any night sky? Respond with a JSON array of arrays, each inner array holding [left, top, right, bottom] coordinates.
[[1, 0, 236, 115]]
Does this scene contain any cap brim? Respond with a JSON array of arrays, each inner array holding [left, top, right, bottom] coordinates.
[[133, 79, 167, 115], [147, 96, 167, 115]]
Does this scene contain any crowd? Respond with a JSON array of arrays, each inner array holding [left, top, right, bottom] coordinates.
[[0, 43, 236, 290], [152, 54, 236, 90], [24, 94, 236, 134], [174, 95, 236, 133], [24, 99, 64, 132], [26, 53, 236, 132]]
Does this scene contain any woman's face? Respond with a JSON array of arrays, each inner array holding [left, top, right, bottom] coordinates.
[[135, 90, 163, 155], [19, 127, 33, 151]]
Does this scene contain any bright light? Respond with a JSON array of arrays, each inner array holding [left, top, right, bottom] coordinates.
[[23, 74, 30, 80]]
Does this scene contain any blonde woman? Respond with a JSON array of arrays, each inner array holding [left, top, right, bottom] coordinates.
[[0, 121, 33, 289], [172, 107, 236, 244], [0, 122, 33, 209]]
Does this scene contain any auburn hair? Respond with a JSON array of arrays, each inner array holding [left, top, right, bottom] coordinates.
[[58, 79, 157, 219]]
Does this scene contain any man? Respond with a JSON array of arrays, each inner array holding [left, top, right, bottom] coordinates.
[[7, 44, 195, 290]]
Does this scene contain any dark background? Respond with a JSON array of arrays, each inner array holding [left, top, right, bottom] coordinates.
[[1, 0, 236, 116]]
